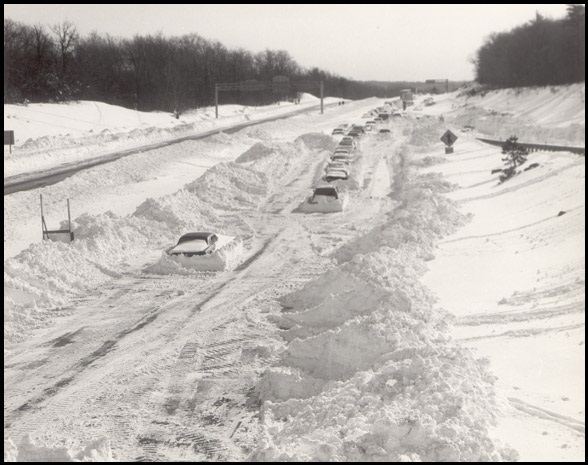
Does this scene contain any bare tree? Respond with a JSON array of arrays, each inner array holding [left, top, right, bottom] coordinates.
[[51, 21, 78, 75]]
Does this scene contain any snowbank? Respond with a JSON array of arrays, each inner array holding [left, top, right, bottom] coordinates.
[[4, 435, 113, 462], [450, 83, 585, 145], [253, 130, 515, 461], [3, 132, 330, 344]]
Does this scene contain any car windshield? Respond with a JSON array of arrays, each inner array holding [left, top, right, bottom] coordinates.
[[313, 187, 338, 199]]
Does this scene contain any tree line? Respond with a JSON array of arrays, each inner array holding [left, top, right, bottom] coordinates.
[[474, 5, 585, 88], [4, 18, 429, 112]]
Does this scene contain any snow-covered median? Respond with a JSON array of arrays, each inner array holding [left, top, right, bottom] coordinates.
[[3, 94, 339, 178]]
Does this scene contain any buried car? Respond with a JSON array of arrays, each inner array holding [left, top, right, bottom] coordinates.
[[298, 186, 347, 213], [324, 169, 349, 182], [167, 232, 219, 256], [162, 232, 242, 271]]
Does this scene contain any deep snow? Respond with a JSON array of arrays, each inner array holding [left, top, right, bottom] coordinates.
[[4, 85, 585, 462]]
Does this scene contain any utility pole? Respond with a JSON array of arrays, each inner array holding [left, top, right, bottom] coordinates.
[[215, 84, 219, 119], [320, 81, 324, 114]]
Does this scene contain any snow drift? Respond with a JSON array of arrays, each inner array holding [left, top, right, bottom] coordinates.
[[4, 133, 333, 344], [253, 131, 516, 461]]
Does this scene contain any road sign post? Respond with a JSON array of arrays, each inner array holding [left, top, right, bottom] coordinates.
[[4, 130, 15, 154], [441, 129, 458, 154]]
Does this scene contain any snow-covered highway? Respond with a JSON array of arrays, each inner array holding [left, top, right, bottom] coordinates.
[[4, 86, 585, 461]]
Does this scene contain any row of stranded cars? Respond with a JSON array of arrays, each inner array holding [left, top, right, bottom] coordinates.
[[166, 102, 402, 267], [302, 103, 402, 213]]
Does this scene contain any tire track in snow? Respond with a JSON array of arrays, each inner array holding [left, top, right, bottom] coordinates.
[[508, 397, 585, 434]]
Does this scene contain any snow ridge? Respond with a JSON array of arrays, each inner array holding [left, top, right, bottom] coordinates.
[[253, 145, 517, 461]]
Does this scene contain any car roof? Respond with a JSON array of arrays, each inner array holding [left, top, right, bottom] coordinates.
[[177, 232, 215, 243]]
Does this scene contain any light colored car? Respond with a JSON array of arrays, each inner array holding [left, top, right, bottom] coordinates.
[[164, 232, 241, 270], [330, 155, 353, 164], [167, 232, 219, 257], [326, 163, 350, 173], [324, 168, 349, 182]]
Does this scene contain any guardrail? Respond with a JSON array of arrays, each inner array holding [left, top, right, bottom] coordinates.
[[477, 137, 585, 156]]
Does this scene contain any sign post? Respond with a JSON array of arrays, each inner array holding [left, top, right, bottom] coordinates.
[[440, 129, 458, 154], [4, 130, 15, 154]]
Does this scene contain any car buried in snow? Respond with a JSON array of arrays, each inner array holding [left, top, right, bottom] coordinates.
[[329, 156, 352, 166], [165, 232, 240, 270], [326, 162, 350, 173], [324, 168, 349, 182], [331, 128, 345, 135], [166, 232, 221, 256], [300, 186, 347, 213], [379, 128, 391, 134], [339, 136, 357, 149]]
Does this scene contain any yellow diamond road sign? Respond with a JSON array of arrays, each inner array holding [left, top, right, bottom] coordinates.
[[441, 130, 458, 146]]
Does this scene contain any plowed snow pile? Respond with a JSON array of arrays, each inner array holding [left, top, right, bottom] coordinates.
[[3, 134, 331, 344], [253, 140, 516, 461], [4, 435, 113, 462]]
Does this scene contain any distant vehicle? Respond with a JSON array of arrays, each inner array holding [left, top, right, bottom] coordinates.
[[400, 88, 414, 107], [424, 97, 435, 106], [392, 111, 402, 118], [340, 136, 356, 148], [461, 124, 475, 132], [379, 128, 391, 134], [326, 162, 350, 172], [334, 149, 353, 157], [330, 154, 353, 164], [332, 128, 345, 135], [324, 169, 349, 182], [302, 186, 346, 213]]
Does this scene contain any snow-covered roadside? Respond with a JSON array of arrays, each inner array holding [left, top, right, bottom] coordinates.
[[413, 83, 585, 146], [251, 125, 517, 461], [418, 136, 585, 460], [3, 93, 341, 178]]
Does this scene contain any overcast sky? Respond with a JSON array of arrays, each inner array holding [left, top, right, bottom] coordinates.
[[5, 4, 570, 81]]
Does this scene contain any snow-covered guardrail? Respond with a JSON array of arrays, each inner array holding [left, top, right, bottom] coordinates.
[[477, 137, 585, 156]]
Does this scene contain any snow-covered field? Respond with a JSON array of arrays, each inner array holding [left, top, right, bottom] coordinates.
[[4, 85, 585, 461]]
